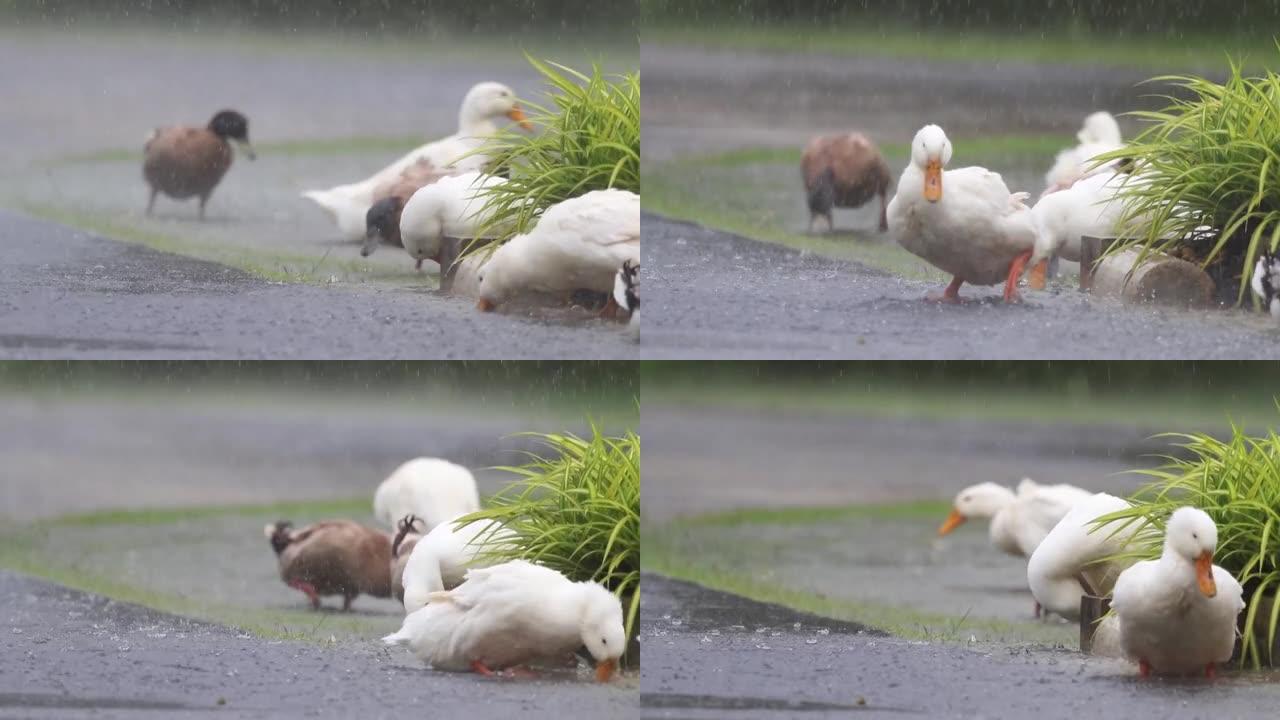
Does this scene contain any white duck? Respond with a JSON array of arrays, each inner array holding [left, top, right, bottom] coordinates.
[[476, 189, 640, 313], [302, 82, 531, 241], [939, 478, 1094, 558], [382, 559, 625, 682], [372, 458, 480, 533], [1027, 492, 1139, 620], [1251, 251, 1280, 319], [388, 171, 507, 273], [887, 125, 1037, 303], [1043, 111, 1123, 195], [400, 514, 514, 613], [1111, 507, 1244, 677], [1023, 159, 1136, 289]]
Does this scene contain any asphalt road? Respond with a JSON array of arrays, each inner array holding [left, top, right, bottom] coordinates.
[[640, 574, 1280, 720], [0, 570, 634, 720], [640, 213, 1280, 359], [0, 210, 635, 359]]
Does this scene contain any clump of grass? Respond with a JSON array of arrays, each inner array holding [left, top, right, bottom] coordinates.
[[459, 426, 640, 657], [1102, 47, 1280, 304], [467, 56, 640, 256], [1097, 422, 1280, 668]]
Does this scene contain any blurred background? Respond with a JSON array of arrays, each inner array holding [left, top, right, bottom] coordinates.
[[0, 360, 636, 637], [642, 360, 1277, 641]]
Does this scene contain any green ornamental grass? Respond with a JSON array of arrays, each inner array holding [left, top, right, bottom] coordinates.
[[1096, 423, 1280, 668], [458, 426, 641, 658], [467, 57, 640, 256], [1101, 46, 1280, 304]]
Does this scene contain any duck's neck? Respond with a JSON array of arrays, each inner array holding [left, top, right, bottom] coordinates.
[[1158, 545, 1198, 590], [458, 109, 499, 138]]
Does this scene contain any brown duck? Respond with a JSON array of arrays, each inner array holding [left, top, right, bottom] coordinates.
[[144, 109, 255, 220], [389, 514, 426, 604], [801, 132, 892, 234], [264, 520, 392, 611]]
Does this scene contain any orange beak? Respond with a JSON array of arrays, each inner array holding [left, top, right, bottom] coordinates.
[[507, 106, 534, 132], [476, 297, 496, 312], [923, 158, 943, 202], [937, 508, 966, 536], [595, 658, 617, 683], [1195, 551, 1217, 597]]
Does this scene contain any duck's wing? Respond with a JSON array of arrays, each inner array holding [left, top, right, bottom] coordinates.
[[1213, 566, 1246, 614], [1110, 558, 1157, 614]]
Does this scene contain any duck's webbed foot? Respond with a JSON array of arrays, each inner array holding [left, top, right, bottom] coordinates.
[[1004, 250, 1033, 303], [925, 277, 965, 304]]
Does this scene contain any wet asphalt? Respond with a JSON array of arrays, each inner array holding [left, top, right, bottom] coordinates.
[[640, 213, 1280, 359], [0, 570, 634, 720], [0, 209, 635, 359], [640, 574, 1280, 720]]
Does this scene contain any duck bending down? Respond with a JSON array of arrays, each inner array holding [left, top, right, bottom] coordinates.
[[1026, 493, 1139, 620], [939, 478, 1093, 558], [264, 520, 392, 610], [886, 125, 1037, 303], [390, 515, 427, 604], [302, 82, 531, 241], [382, 559, 625, 681], [372, 457, 480, 533], [392, 172, 507, 279], [400, 515, 513, 612], [939, 478, 1093, 616], [1111, 507, 1244, 677], [476, 189, 640, 313], [1043, 111, 1123, 196], [1022, 158, 1140, 289], [361, 160, 456, 258]]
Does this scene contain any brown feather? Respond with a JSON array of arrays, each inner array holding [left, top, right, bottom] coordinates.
[[801, 133, 892, 230], [274, 520, 393, 602], [143, 126, 234, 200]]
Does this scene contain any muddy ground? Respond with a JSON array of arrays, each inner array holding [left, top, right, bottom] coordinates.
[[640, 214, 1280, 359], [0, 26, 637, 358]]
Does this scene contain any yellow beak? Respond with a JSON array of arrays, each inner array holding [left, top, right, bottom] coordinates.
[[476, 297, 496, 312], [507, 106, 534, 132], [923, 158, 942, 202], [595, 658, 617, 682], [938, 508, 966, 536], [1195, 551, 1217, 597]]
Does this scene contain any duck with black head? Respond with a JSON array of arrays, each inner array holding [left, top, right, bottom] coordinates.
[[143, 109, 255, 221]]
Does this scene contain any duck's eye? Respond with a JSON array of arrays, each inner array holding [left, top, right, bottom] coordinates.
[[601, 638, 607, 645], [1192, 532, 1199, 539]]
